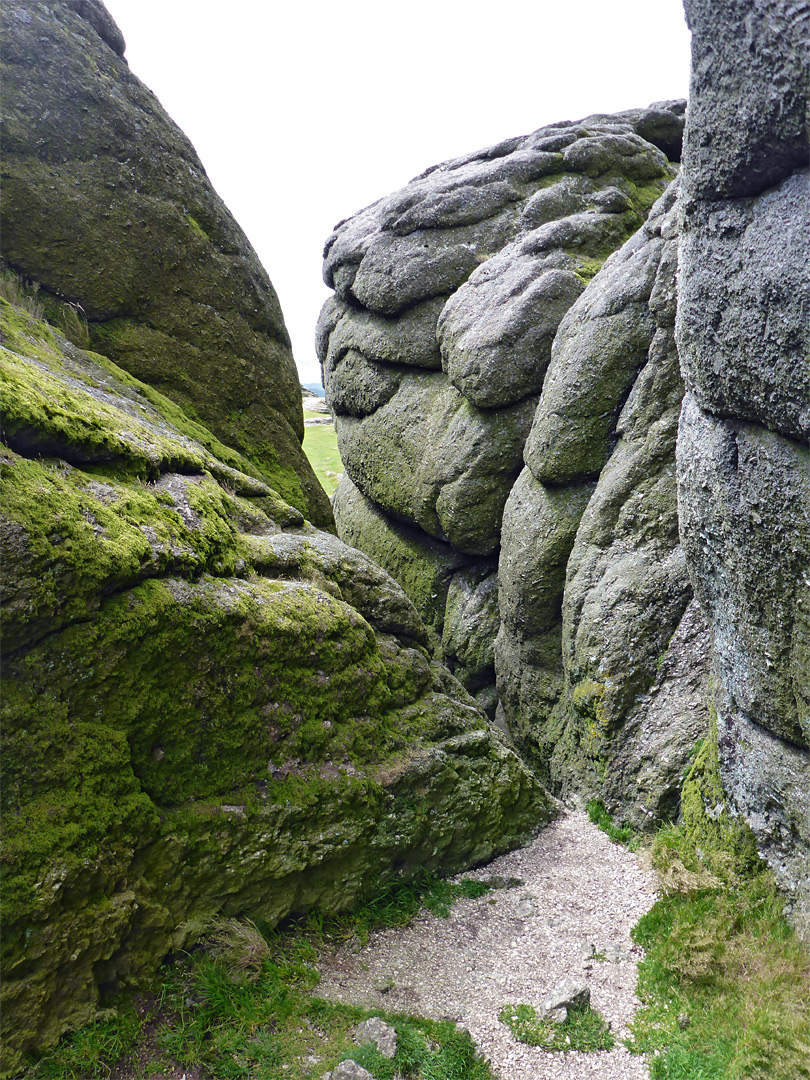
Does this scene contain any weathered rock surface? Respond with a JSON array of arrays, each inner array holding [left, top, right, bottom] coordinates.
[[0, 1, 332, 527], [677, 0, 810, 929], [0, 300, 552, 1072], [320, 104, 684, 698], [496, 183, 709, 822]]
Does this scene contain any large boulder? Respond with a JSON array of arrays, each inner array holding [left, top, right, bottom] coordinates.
[[319, 104, 684, 697], [676, 0, 809, 930], [0, 298, 552, 1071], [0, 0, 332, 528]]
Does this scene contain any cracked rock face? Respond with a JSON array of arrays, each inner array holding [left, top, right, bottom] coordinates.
[[320, 103, 683, 706], [677, 0, 810, 932]]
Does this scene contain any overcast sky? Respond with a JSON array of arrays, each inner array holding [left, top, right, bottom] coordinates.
[[102, 1, 691, 384]]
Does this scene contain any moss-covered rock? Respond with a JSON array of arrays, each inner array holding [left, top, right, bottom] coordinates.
[[0, 1, 332, 527], [0, 299, 553, 1073]]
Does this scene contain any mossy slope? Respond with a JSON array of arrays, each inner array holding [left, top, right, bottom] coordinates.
[[0, 300, 553, 1074], [0, 0, 332, 527]]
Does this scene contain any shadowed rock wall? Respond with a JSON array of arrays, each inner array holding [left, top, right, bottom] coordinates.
[[676, 0, 810, 934]]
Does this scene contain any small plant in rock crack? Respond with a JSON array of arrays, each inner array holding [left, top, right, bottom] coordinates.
[[498, 1003, 615, 1052]]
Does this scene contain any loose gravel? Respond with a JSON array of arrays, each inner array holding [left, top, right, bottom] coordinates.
[[316, 811, 657, 1080]]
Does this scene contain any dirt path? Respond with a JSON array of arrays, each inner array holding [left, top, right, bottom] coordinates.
[[316, 812, 657, 1079]]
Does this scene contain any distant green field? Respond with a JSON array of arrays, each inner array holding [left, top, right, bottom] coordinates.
[[302, 414, 343, 496]]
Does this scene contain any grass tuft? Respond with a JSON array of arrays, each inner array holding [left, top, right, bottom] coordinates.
[[628, 825, 810, 1078], [499, 1002, 614, 1052], [0, 267, 44, 320], [586, 799, 636, 846]]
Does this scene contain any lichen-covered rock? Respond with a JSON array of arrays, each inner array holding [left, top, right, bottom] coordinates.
[[0, 300, 552, 1072], [320, 105, 683, 701], [334, 373, 537, 555], [332, 475, 497, 712], [677, 398, 809, 748], [524, 187, 677, 484], [676, 0, 809, 930], [496, 183, 707, 821], [677, 171, 809, 443], [0, 1, 332, 527]]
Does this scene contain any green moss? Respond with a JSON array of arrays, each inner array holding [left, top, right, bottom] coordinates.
[[0, 450, 253, 652], [185, 214, 209, 240], [671, 712, 761, 882]]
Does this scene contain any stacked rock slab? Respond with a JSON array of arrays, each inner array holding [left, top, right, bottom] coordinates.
[[497, 181, 710, 824], [0, 0, 332, 528], [0, 299, 551, 1072], [320, 104, 684, 711], [676, 0, 810, 933]]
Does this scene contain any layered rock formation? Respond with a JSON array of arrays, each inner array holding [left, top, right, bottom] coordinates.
[[676, 0, 810, 933], [1, 0, 332, 528], [320, 103, 685, 713], [497, 180, 709, 822], [321, 0, 809, 931]]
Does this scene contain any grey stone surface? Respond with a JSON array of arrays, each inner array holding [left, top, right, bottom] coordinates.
[[355, 1017, 397, 1059], [676, 0, 810, 929], [596, 600, 712, 828], [332, 474, 470, 647], [677, 169, 810, 443], [542, 977, 590, 1017], [496, 185, 702, 818], [681, 0, 809, 201], [437, 246, 583, 408], [323, 1061, 374, 1080], [334, 373, 536, 555], [441, 566, 500, 693], [719, 703, 810, 940], [499, 469, 595, 640], [524, 182, 677, 485], [677, 396, 810, 748], [322, 108, 682, 717]]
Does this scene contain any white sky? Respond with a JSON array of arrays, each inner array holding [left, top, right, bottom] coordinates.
[[102, 1, 691, 383]]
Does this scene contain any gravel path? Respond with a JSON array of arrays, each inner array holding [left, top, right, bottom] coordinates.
[[316, 812, 657, 1079]]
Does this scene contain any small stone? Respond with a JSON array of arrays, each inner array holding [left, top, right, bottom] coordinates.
[[543, 977, 590, 1016], [579, 941, 596, 960], [544, 1006, 568, 1024], [356, 1016, 397, 1059], [326, 1061, 375, 1080]]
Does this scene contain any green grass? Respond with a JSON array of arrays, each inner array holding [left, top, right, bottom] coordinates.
[[25, 872, 513, 1079], [627, 827, 810, 1079], [302, 417, 343, 496], [586, 799, 636, 847], [498, 1002, 614, 1052]]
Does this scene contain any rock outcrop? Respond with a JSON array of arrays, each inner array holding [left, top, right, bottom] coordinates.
[[320, 103, 685, 713], [0, 297, 551, 1072], [0, 5, 553, 1069], [675, 0, 810, 933], [1, 0, 332, 528]]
